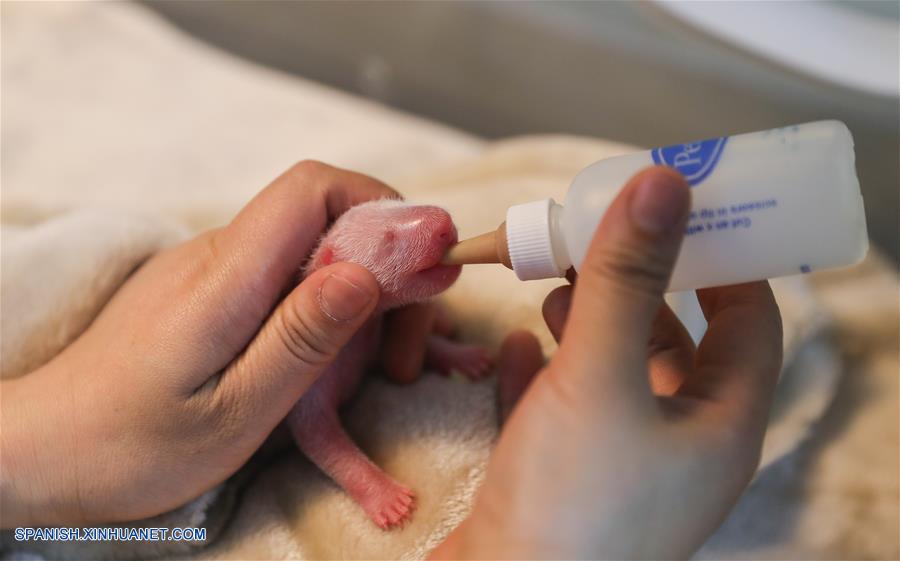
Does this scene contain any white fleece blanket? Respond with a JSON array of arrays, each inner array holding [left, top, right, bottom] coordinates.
[[3, 3, 897, 560]]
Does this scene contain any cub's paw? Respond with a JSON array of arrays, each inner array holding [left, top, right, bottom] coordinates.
[[428, 337, 494, 380], [360, 480, 416, 530]]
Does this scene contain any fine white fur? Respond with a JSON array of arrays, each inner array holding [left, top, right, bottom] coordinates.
[[307, 199, 456, 309]]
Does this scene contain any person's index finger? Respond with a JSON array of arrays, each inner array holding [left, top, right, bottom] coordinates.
[[204, 161, 398, 334], [277, 161, 400, 222], [238, 157, 398, 232], [229, 159, 397, 269], [322, 167, 401, 219], [689, 282, 783, 423]]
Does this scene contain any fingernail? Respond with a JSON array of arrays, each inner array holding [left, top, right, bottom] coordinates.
[[319, 273, 374, 321], [629, 170, 690, 235]]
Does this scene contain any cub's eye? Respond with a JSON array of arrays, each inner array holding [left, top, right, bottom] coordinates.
[[377, 229, 398, 258]]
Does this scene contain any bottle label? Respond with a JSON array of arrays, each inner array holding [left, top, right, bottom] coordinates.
[[651, 137, 728, 186]]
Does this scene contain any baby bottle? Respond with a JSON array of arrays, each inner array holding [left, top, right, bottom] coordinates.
[[444, 120, 868, 291]]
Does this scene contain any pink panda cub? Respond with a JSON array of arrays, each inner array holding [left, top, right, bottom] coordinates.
[[286, 199, 492, 529]]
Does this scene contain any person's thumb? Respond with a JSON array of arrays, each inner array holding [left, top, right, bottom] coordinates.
[[215, 262, 379, 428], [556, 167, 690, 406]]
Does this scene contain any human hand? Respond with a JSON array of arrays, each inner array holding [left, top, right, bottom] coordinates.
[[1, 162, 397, 526], [433, 167, 783, 559]]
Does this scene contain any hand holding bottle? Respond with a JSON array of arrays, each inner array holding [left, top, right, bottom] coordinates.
[[432, 167, 783, 559]]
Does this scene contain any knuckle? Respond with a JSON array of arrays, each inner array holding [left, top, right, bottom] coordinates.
[[585, 243, 673, 297], [281, 160, 334, 196], [189, 380, 248, 441], [275, 300, 335, 369], [289, 159, 331, 177], [199, 229, 223, 266], [181, 229, 225, 285]]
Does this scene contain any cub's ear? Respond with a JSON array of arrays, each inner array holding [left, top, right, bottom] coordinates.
[[309, 245, 335, 271]]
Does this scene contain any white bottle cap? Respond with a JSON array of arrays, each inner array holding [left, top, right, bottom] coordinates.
[[505, 198, 565, 280]]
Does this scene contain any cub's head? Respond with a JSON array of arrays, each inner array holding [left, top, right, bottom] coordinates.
[[307, 200, 461, 309]]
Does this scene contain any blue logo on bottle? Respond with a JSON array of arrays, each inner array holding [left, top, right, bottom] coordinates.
[[651, 137, 728, 186]]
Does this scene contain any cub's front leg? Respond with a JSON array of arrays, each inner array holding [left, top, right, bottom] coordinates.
[[381, 302, 493, 383]]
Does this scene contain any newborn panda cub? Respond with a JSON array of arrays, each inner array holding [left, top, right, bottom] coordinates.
[[287, 199, 492, 529]]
